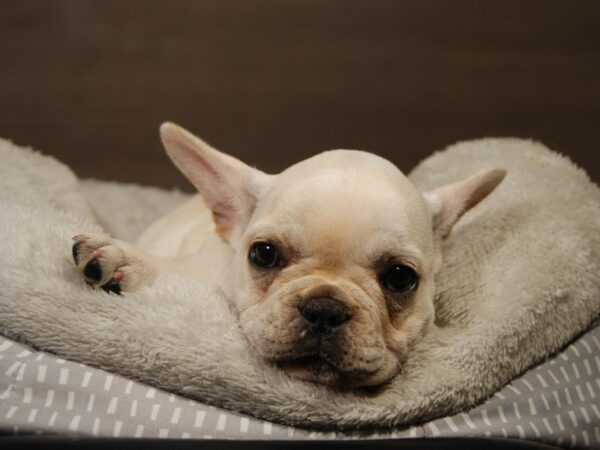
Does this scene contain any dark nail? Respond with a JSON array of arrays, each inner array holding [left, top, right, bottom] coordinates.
[[101, 280, 122, 295], [72, 243, 81, 264], [84, 259, 103, 281]]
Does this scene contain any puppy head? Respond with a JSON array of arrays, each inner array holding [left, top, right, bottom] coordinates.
[[160, 123, 505, 388]]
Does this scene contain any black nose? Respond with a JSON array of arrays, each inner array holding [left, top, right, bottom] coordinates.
[[298, 297, 352, 332]]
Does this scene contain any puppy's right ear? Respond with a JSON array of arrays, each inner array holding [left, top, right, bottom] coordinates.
[[159, 122, 271, 241]]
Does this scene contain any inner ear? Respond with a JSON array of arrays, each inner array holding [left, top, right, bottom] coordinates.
[[159, 122, 272, 241], [424, 168, 506, 240]]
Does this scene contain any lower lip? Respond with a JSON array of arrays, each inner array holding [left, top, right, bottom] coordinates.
[[277, 355, 341, 384]]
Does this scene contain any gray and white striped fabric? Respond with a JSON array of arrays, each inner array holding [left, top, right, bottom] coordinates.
[[1, 321, 599, 448]]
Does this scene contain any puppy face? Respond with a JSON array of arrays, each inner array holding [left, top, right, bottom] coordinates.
[[233, 152, 437, 387], [160, 123, 505, 388]]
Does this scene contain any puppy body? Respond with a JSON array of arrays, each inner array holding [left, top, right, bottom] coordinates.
[[136, 195, 231, 282], [72, 123, 505, 388]]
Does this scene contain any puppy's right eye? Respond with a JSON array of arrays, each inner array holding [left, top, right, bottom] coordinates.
[[249, 242, 280, 268]]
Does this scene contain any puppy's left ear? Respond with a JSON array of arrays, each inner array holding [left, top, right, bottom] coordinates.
[[160, 122, 271, 241], [424, 168, 506, 241]]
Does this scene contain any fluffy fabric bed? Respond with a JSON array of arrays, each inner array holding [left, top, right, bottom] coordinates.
[[0, 137, 599, 447]]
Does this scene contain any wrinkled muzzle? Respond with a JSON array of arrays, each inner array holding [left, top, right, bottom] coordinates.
[[239, 280, 402, 388]]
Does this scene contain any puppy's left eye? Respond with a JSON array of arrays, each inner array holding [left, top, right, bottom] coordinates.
[[249, 242, 280, 268], [380, 265, 419, 293]]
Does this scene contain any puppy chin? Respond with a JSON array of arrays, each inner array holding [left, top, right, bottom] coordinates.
[[276, 355, 347, 387], [275, 355, 398, 389]]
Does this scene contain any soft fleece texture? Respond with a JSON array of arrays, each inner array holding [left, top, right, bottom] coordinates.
[[0, 138, 599, 430]]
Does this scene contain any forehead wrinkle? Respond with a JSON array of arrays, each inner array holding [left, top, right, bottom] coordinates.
[[369, 240, 425, 272], [246, 218, 305, 249], [294, 212, 419, 271]]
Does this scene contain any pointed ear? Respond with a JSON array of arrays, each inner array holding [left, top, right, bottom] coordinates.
[[159, 122, 270, 241], [424, 168, 506, 241]]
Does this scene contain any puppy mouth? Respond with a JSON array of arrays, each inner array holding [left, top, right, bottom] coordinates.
[[274, 351, 380, 387], [275, 354, 343, 385]]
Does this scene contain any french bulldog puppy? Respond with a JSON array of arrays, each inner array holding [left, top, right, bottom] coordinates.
[[72, 123, 505, 388]]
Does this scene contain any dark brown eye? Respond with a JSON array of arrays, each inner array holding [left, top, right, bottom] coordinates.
[[380, 265, 419, 293], [249, 242, 280, 268]]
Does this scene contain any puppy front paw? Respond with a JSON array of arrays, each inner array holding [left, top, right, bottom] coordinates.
[[71, 234, 155, 294]]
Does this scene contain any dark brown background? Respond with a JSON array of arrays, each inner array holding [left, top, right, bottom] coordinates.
[[1, 0, 599, 191]]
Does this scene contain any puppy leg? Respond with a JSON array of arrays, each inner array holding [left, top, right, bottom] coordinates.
[[72, 234, 158, 294]]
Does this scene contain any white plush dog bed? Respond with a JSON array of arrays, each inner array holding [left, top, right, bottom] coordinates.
[[0, 137, 599, 430]]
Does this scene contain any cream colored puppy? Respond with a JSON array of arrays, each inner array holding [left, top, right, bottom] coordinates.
[[72, 123, 505, 388]]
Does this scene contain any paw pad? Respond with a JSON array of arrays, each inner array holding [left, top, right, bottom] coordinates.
[[72, 242, 81, 264], [101, 280, 122, 295], [83, 258, 103, 281]]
